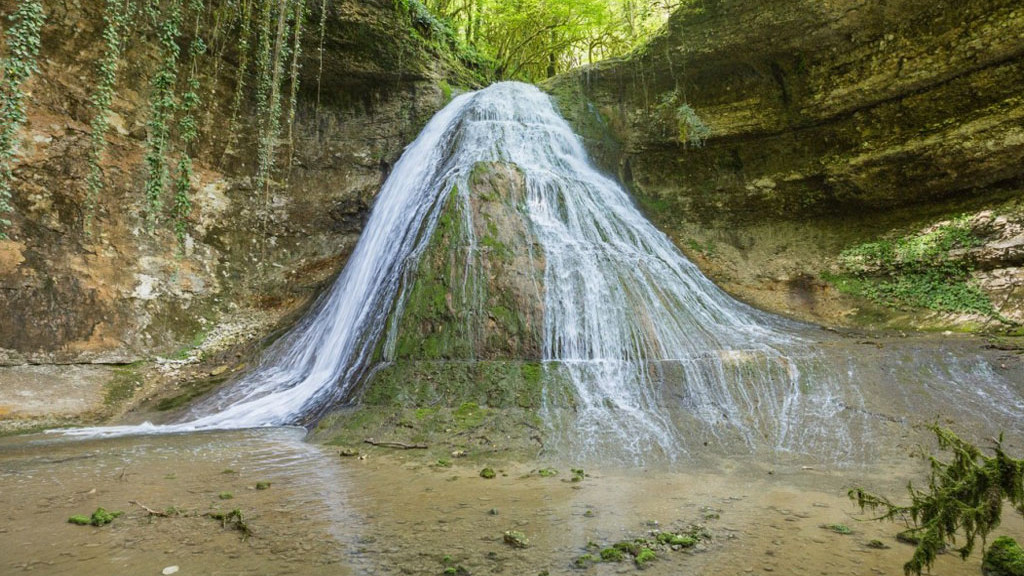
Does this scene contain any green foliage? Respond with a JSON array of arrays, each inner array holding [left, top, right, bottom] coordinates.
[[0, 0, 45, 239], [143, 0, 184, 230], [827, 217, 1001, 318], [849, 425, 1024, 576], [412, 0, 676, 81], [68, 507, 124, 526], [84, 0, 134, 234], [172, 0, 207, 248], [675, 103, 710, 148], [479, 466, 496, 478]]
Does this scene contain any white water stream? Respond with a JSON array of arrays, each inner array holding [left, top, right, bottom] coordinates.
[[61, 83, 1024, 464]]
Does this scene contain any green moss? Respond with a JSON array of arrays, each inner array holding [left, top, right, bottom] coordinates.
[[537, 468, 558, 477], [69, 507, 123, 527], [454, 402, 488, 429], [255, 482, 271, 490], [613, 541, 640, 556], [574, 553, 597, 567], [983, 536, 1024, 576], [570, 468, 585, 482], [479, 467, 496, 479], [599, 547, 624, 562], [103, 366, 143, 408], [635, 547, 656, 566], [155, 374, 229, 412], [656, 532, 697, 547], [823, 523, 852, 535], [503, 530, 529, 548], [218, 492, 233, 500]]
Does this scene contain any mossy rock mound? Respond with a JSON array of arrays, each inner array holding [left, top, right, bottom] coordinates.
[[984, 536, 1024, 576]]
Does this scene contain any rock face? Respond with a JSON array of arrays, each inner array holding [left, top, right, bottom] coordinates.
[[546, 0, 1024, 328], [0, 0, 476, 428]]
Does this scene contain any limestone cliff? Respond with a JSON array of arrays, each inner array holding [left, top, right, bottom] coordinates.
[[546, 0, 1024, 330], [0, 0, 478, 429]]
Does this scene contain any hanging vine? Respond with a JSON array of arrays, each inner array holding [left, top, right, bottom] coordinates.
[[142, 0, 184, 230], [224, 0, 254, 157], [284, 0, 306, 165], [83, 0, 135, 234], [314, 0, 328, 129], [0, 0, 46, 239], [172, 0, 207, 248]]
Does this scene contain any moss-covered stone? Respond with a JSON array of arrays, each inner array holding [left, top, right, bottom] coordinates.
[[984, 536, 1024, 576]]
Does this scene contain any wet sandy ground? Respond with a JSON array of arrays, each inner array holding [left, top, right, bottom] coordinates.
[[1, 428, 1021, 576]]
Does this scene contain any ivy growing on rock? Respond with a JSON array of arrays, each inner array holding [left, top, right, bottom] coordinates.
[[171, 0, 207, 248], [0, 0, 46, 239], [84, 0, 136, 234], [142, 0, 184, 230]]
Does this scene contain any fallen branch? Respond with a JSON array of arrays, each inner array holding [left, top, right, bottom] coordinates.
[[130, 500, 170, 517], [363, 438, 428, 450]]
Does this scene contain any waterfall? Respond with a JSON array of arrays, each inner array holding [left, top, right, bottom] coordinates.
[[61, 82, 1024, 465]]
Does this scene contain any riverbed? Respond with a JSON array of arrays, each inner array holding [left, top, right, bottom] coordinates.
[[2, 427, 1021, 575]]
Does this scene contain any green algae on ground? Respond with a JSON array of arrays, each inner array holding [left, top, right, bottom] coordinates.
[[656, 532, 697, 547], [207, 508, 251, 540], [68, 507, 123, 527], [503, 530, 529, 548], [635, 547, 657, 566], [480, 467, 496, 479], [823, 523, 852, 535], [600, 547, 625, 562]]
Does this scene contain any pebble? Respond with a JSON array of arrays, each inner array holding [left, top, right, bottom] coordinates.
[[162, 567, 179, 575]]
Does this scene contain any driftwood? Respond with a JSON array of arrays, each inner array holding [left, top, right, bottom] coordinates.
[[130, 500, 170, 517], [363, 438, 428, 450]]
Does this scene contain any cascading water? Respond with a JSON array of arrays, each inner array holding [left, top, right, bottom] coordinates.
[[63, 82, 1024, 465]]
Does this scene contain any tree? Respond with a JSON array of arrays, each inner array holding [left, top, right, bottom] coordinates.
[[849, 425, 1024, 576]]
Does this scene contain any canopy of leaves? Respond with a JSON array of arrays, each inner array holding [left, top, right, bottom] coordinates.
[[849, 425, 1024, 576], [412, 0, 680, 81]]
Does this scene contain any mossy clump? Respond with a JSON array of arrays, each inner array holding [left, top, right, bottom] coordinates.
[[599, 547, 624, 562], [613, 540, 641, 556], [537, 468, 557, 477], [656, 532, 697, 547], [255, 482, 271, 490], [867, 539, 890, 549], [573, 553, 597, 568], [68, 507, 123, 527], [983, 536, 1024, 576], [218, 492, 234, 500], [823, 523, 852, 535], [480, 467, 497, 479], [570, 468, 585, 482], [635, 547, 657, 566], [503, 530, 529, 548]]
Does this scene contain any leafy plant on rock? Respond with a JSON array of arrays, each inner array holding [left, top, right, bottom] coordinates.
[[0, 0, 46, 239]]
